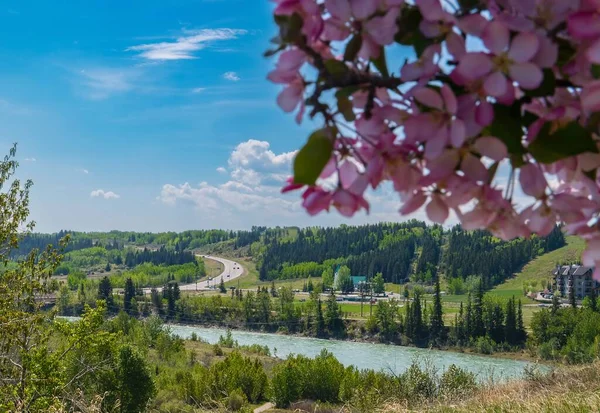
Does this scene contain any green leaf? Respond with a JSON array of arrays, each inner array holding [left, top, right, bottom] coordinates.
[[324, 59, 349, 77], [525, 68, 555, 97], [371, 47, 389, 77], [592, 64, 600, 80], [277, 13, 304, 43], [528, 122, 598, 164], [293, 129, 335, 185], [335, 86, 361, 99], [489, 105, 526, 156], [344, 35, 362, 62], [337, 95, 355, 122]]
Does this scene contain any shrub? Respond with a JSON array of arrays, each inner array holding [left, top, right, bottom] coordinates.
[[226, 388, 247, 411], [400, 362, 437, 401], [473, 336, 496, 355], [213, 344, 224, 356], [439, 364, 477, 399]]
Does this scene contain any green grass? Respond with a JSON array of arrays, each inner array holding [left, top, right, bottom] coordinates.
[[489, 235, 584, 298], [203, 257, 224, 279]]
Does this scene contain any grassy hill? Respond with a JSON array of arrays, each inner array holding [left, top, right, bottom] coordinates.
[[488, 236, 585, 299]]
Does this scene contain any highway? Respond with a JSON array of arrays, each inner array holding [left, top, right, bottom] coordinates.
[[142, 255, 244, 294]]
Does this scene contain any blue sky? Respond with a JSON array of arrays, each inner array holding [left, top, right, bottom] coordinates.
[[0, 0, 416, 232]]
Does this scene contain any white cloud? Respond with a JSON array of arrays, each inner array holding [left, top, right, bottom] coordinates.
[[77, 68, 138, 100], [82, 169, 89, 174], [223, 71, 240, 81], [24, 157, 36, 162], [216, 166, 227, 174], [127, 28, 246, 60], [90, 189, 120, 199], [192, 87, 206, 94]]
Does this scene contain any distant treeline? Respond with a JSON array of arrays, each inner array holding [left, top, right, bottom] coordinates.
[[124, 247, 196, 267], [256, 222, 566, 291]]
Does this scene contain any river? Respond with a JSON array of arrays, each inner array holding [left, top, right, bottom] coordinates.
[[169, 324, 542, 382], [58, 317, 541, 382]]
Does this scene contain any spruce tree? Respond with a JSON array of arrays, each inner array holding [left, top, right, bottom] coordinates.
[[569, 283, 577, 309], [325, 292, 343, 336], [429, 277, 445, 345], [271, 281, 277, 297], [504, 297, 517, 345], [123, 277, 135, 314], [516, 299, 526, 344], [219, 277, 226, 293], [472, 280, 485, 338], [98, 276, 113, 306], [316, 298, 325, 337]]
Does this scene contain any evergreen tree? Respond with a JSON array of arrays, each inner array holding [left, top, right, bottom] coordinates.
[[471, 281, 485, 338], [150, 288, 162, 313], [429, 277, 445, 345], [105, 262, 111, 272], [551, 293, 561, 314], [325, 292, 343, 335], [307, 277, 314, 292], [406, 289, 426, 345], [322, 267, 334, 290], [516, 299, 526, 344], [219, 277, 226, 293], [98, 276, 113, 306], [123, 277, 135, 314], [569, 282, 577, 309], [336, 265, 353, 294], [588, 289, 597, 312], [504, 297, 517, 345], [315, 298, 325, 337], [271, 281, 277, 297]]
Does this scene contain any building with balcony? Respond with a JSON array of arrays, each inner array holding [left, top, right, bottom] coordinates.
[[553, 265, 599, 300]]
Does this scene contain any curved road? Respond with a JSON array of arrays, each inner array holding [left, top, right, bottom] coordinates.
[[181, 255, 244, 291], [142, 255, 244, 294]]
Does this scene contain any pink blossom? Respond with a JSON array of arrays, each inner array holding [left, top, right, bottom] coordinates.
[[302, 187, 332, 215], [400, 45, 441, 82], [426, 194, 449, 223], [519, 163, 547, 198], [277, 78, 305, 112], [332, 188, 369, 216], [400, 191, 427, 215], [456, 22, 543, 94]]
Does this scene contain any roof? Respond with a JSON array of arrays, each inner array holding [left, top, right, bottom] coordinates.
[[351, 275, 367, 283], [553, 264, 593, 277]]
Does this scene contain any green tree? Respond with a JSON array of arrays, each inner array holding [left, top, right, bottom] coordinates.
[[98, 276, 114, 306], [325, 292, 343, 335], [322, 267, 334, 290], [429, 277, 445, 346], [105, 262, 112, 272], [569, 284, 577, 309], [376, 300, 399, 340], [336, 265, 352, 293], [123, 277, 136, 314], [373, 272, 385, 295], [219, 277, 226, 293], [115, 345, 155, 413]]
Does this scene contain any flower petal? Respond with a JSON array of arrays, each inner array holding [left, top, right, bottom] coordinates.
[[475, 101, 494, 126], [455, 53, 493, 80], [482, 21, 510, 55], [426, 195, 449, 223], [461, 153, 488, 183], [519, 163, 546, 198], [413, 87, 444, 110], [450, 119, 466, 148], [483, 71, 508, 97], [400, 192, 427, 215], [441, 84, 457, 114], [473, 136, 507, 161], [586, 37, 600, 64], [509, 62, 543, 89], [325, 0, 352, 21], [508, 32, 539, 63]]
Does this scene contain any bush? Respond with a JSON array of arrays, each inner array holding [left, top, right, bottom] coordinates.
[[474, 336, 496, 355], [210, 352, 268, 403], [226, 388, 247, 411], [439, 364, 477, 398], [213, 344, 224, 356], [400, 362, 437, 401]]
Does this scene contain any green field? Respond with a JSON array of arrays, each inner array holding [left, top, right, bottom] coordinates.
[[488, 235, 584, 299]]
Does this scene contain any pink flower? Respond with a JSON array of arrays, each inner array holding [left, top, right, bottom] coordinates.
[[455, 22, 543, 94], [302, 187, 332, 215], [400, 44, 441, 82], [400, 191, 427, 215], [281, 177, 305, 193], [405, 85, 466, 158], [519, 163, 547, 198], [364, 7, 401, 45], [332, 188, 369, 216], [277, 78, 305, 112], [568, 10, 600, 40], [473, 137, 507, 161], [267, 49, 306, 84], [426, 194, 449, 223], [581, 81, 600, 112]]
